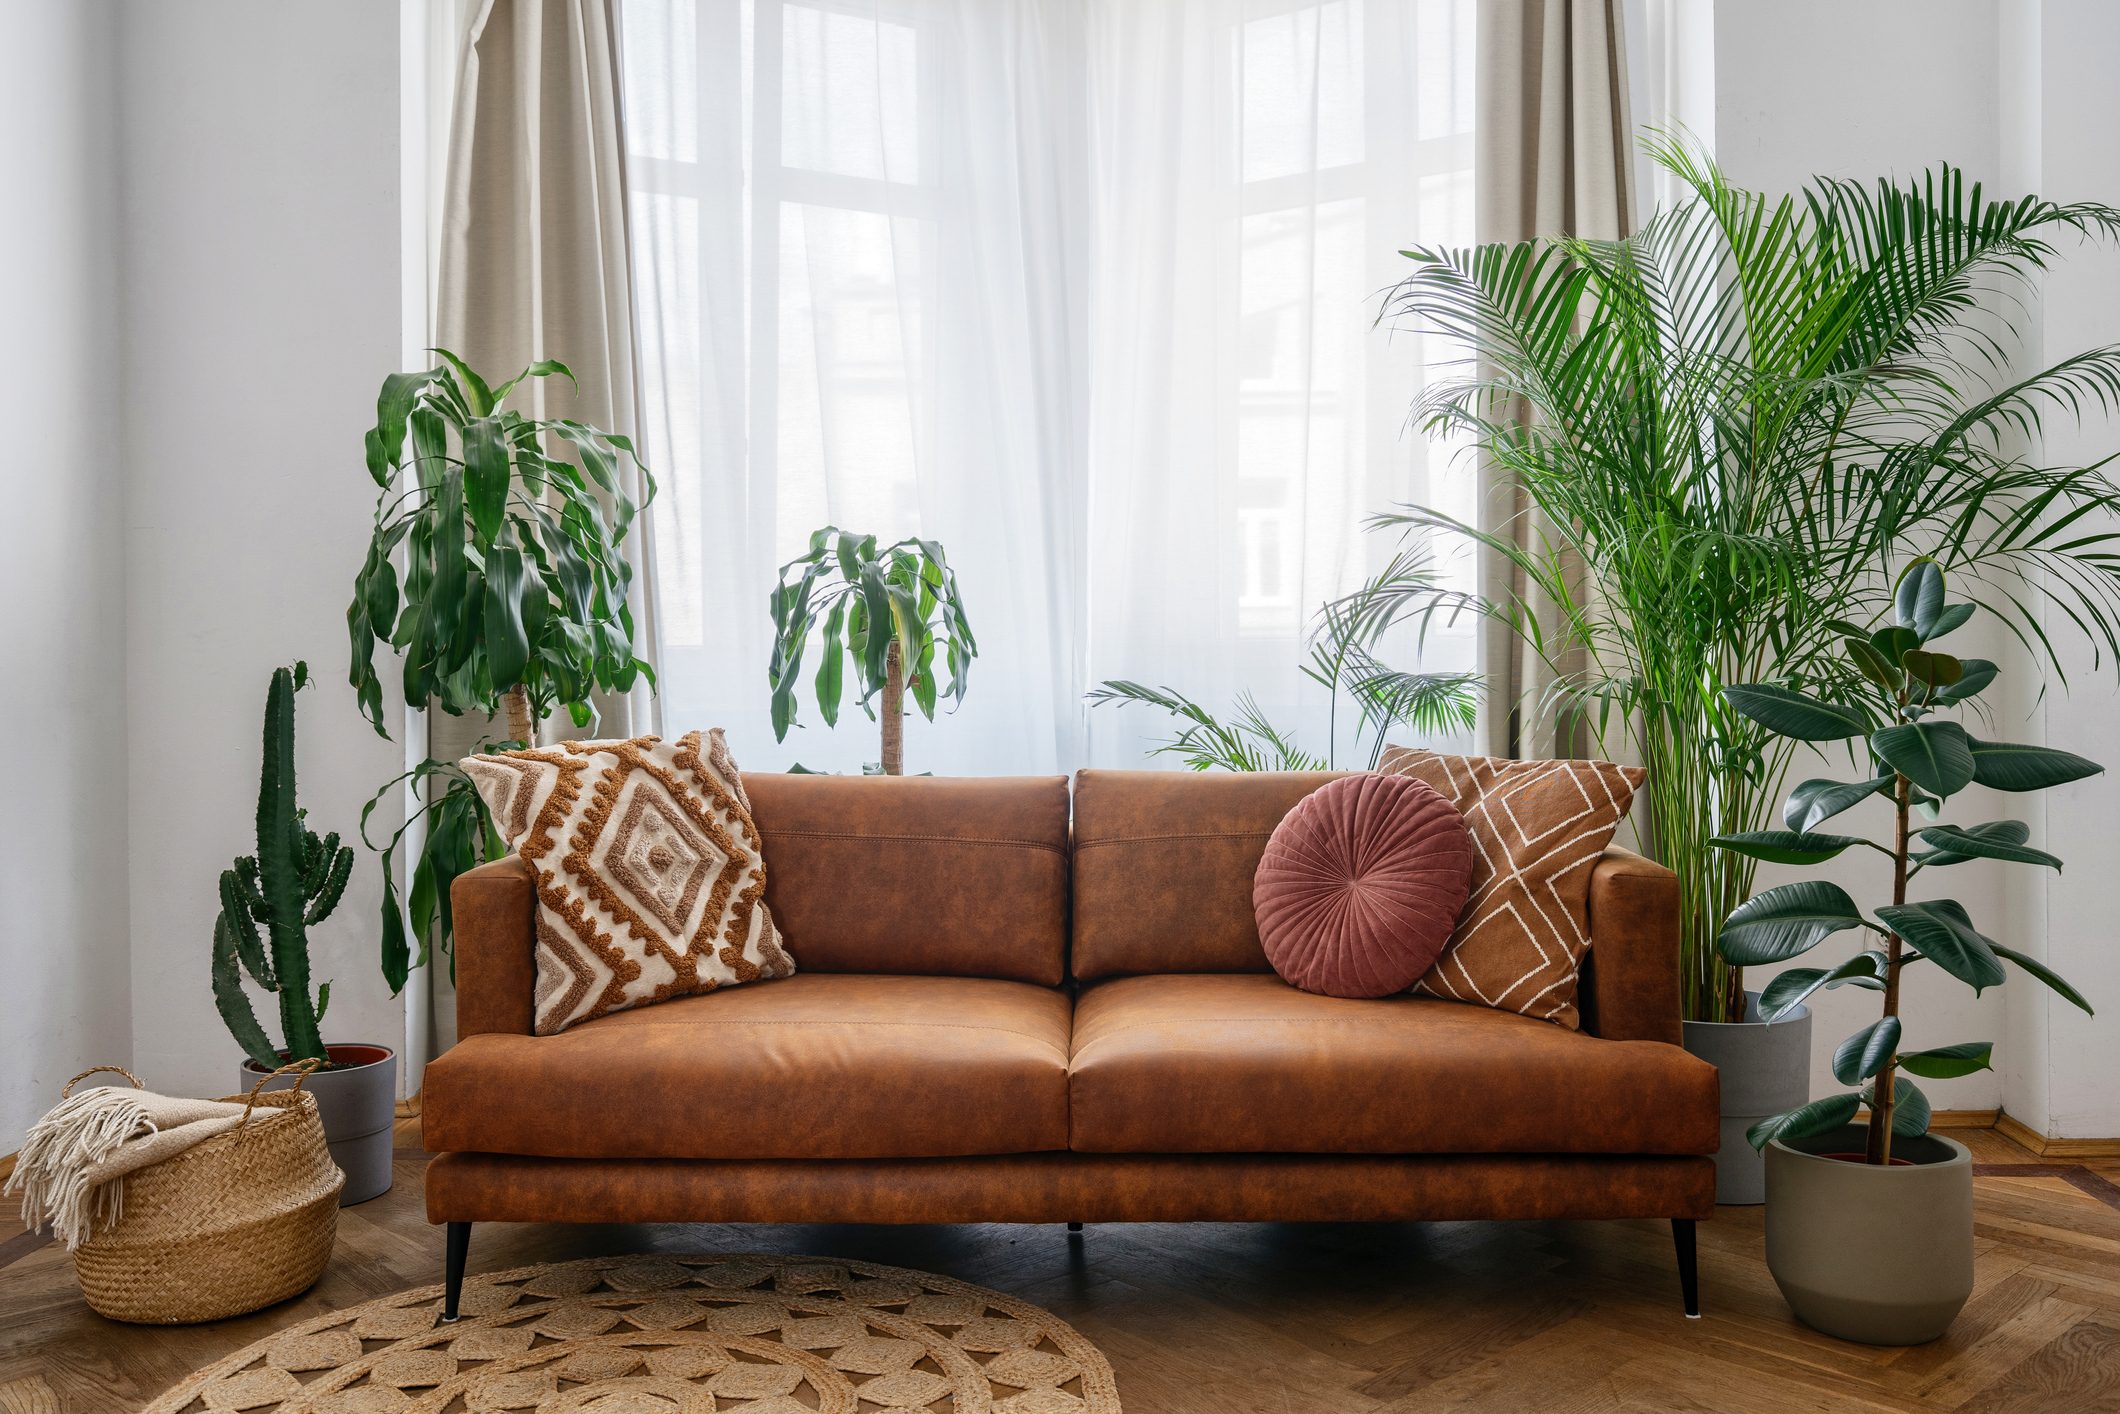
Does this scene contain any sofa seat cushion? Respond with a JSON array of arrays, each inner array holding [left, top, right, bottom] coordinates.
[[424, 973, 1072, 1160], [1068, 974, 1718, 1155]]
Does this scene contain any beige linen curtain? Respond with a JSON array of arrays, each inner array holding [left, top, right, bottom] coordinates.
[[419, 0, 658, 1075], [1472, 0, 1635, 758]]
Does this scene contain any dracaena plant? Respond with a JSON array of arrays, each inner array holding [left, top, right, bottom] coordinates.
[[1712, 559, 2099, 1165], [767, 529, 976, 776], [348, 353, 655, 991]]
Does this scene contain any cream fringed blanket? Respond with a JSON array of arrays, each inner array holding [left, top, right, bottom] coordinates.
[[4, 1084, 281, 1249]]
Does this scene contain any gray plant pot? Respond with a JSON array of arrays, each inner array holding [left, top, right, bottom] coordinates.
[[1681, 991, 1811, 1204], [1765, 1123, 1974, 1344], [240, 1043, 398, 1206]]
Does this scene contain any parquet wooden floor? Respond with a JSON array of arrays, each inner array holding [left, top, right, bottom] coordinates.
[[3, 1124, 2117, 1412]]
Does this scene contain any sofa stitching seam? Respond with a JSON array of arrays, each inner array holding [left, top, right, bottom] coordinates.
[[550, 1017, 1072, 1061], [1074, 831, 1274, 848], [759, 828, 1067, 857]]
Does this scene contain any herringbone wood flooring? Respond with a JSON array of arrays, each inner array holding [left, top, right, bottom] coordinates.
[[3, 1123, 2117, 1412]]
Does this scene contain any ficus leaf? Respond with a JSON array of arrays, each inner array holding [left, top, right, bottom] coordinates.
[[1899, 1041, 1993, 1079], [1832, 1016, 1901, 1084], [1783, 775, 1891, 832], [1875, 900, 2008, 990], [1747, 1093, 1862, 1151], [1723, 684, 1871, 741], [1990, 941, 2094, 1014], [1718, 880, 1865, 965], [1872, 721, 1975, 798], [1895, 557, 1945, 638], [1916, 821, 2060, 870], [1710, 830, 1869, 865], [1966, 738, 2104, 792]]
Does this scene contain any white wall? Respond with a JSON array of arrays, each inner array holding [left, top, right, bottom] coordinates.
[[119, 2, 408, 1103], [1706, 0, 2120, 1132], [2000, 0, 2120, 1138], [0, 0, 132, 1145], [1711, 0, 2018, 1113]]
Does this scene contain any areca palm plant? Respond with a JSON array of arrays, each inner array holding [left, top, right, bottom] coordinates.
[[1352, 132, 2120, 1022]]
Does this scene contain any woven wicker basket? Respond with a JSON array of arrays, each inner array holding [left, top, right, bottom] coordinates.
[[66, 1062, 346, 1325]]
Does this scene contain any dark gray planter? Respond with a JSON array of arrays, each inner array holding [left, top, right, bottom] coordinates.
[[1681, 991, 1811, 1205], [1766, 1123, 1974, 1344], [240, 1043, 397, 1205]]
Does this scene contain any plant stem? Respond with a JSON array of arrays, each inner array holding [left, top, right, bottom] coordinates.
[[881, 640, 904, 776], [1867, 772, 1912, 1165], [502, 684, 536, 747]]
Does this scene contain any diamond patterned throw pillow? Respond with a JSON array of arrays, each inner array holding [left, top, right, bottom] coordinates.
[[461, 731, 795, 1034], [1378, 746, 1644, 1029]]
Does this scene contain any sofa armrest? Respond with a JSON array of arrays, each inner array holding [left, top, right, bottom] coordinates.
[[1580, 846, 1682, 1045], [452, 855, 538, 1038]]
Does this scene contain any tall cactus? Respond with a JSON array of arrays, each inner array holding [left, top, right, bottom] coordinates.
[[212, 663, 353, 1069]]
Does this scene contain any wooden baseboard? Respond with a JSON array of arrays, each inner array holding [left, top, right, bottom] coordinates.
[[1930, 1108, 2001, 1130], [1997, 1110, 2120, 1159]]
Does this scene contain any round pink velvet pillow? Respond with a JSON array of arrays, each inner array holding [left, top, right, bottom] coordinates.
[[1253, 772, 1476, 998]]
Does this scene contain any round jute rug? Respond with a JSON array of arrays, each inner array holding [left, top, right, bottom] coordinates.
[[142, 1252, 1122, 1414]]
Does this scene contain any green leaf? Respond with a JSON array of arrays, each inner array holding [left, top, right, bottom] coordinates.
[[1747, 1092, 1862, 1151], [1899, 649, 1964, 690], [816, 599, 847, 728], [1966, 738, 2105, 792], [1916, 821, 2060, 870], [1864, 1075, 1932, 1138], [1710, 830, 1869, 865], [1899, 1041, 1994, 1079], [462, 418, 510, 544], [1990, 941, 2094, 1014], [1872, 721, 1975, 798], [1784, 775, 1890, 832], [381, 872, 409, 997], [1718, 880, 1865, 965], [1759, 950, 1889, 1020], [1928, 603, 1976, 638], [1722, 684, 1871, 741], [1871, 624, 1920, 665], [433, 348, 496, 416], [1895, 557, 1945, 638], [482, 542, 531, 691], [1931, 658, 1998, 704], [1844, 636, 1902, 690], [1833, 1016, 1901, 1084], [1875, 900, 2007, 990]]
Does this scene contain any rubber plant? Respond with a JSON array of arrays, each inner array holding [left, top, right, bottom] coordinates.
[[1712, 559, 2098, 1164], [348, 353, 654, 992], [212, 662, 354, 1070], [1356, 131, 2120, 1022], [767, 528, 975, 775]]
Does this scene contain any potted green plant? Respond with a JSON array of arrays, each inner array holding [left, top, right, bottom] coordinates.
[[766, 529, 976, 775], [214, 662, 398, 1204], [347, 353, 654, 992], [1352, 134, 2120, 1201], [1713, 560, 2099, 1344]]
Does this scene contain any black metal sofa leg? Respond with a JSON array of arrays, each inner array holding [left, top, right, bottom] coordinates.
[[443, 1221, 472, 1322], [1672, 1218, 1700, 1318]]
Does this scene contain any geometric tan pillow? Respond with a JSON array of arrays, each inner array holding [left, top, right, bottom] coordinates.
[[460, 730, 796, 1035], [1377, 746, 1644, 1029]]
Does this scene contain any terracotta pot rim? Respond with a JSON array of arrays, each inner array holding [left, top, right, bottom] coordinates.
[[1769, 1130, 1971, 1172], [242, 1043, 397, 1075]]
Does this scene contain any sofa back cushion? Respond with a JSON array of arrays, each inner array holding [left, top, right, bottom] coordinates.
[[743, 773, 1071, 985], [1071, 769, 1345, 980]]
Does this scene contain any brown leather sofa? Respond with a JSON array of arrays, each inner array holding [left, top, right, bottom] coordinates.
[[424, 770, 1719, 1318]]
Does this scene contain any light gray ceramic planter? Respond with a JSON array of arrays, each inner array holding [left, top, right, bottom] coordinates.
[[1765, 1123, 1974, 1344], [241, 1043, 398, 1205], [1681, 990, 1811, 1204]]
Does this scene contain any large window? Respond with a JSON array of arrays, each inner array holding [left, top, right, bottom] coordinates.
[[623, 0, 1475, 773]]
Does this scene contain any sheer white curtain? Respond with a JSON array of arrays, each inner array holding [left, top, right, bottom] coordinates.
[[621, 0, 1475, 775]]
